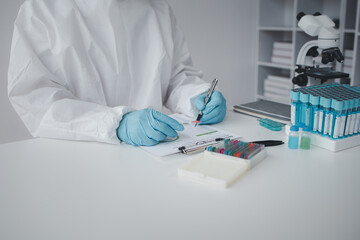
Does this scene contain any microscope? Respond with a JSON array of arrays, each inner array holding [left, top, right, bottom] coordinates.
[[292, 12, 349, 87]]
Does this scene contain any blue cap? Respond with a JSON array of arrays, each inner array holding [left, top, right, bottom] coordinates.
[[309, 95, 320, 105], [343, 100, 349, 110], [300, 92, 309, 103], [303, 126, 311, 132], [349, 99, 355, 109], [290, 125, 299, 131], [331, 99, 343, 111], [355, 98, 360, 108], [323, 97, 331, 108], [290, 90, 300, 101]]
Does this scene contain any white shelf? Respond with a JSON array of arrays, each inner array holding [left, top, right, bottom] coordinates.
[[296, 27, 343, 32], [257, 61, 294, 70], [258, 26, 294, 31], [344, 29, 356, 33]]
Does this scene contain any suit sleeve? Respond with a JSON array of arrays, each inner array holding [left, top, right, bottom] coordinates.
[[8, 3, 133, 144]]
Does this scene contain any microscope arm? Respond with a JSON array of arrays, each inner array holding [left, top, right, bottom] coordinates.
[[296, 40, 318, 66]]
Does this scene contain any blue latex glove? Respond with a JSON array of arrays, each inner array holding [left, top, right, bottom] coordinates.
[[195, 91, 226, 125], [117, 109, 184, 146]]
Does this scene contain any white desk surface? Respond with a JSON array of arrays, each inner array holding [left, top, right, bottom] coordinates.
[[1, 111, 359, 240]]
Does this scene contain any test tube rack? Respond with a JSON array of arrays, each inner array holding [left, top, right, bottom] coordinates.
[[290, 83, 360, 151]]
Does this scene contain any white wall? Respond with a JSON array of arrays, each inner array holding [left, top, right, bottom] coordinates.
[[0, 0, 32, 144], [168, 0, 258, 106], [0, 0, 257, 144]]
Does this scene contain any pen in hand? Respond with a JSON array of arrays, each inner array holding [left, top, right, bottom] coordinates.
[[194, 78, 219, 127]]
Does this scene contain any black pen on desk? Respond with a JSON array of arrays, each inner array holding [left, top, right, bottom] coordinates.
[[252, 140, 284, 147], [194, 78, 218, 127]]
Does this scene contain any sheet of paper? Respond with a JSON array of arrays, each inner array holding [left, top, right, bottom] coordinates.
[[140, 114, 238, 157]]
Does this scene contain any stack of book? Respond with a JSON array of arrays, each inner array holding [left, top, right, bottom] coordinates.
[[343, 49, 353, 76], [263, 75, 292, 104], [271, 41, 293, 66]]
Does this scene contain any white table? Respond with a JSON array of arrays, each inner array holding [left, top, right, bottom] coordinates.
[[1, 111, 359, 240]]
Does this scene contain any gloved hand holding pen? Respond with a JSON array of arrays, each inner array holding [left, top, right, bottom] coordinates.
[[195, 91, 227, 125], [117, 109, 184, 146]]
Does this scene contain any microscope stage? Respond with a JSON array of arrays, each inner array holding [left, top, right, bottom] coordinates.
[[305, 67, 349, 80]]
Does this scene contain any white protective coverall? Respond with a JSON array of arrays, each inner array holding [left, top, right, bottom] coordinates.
[[8, 0, 209, 144]]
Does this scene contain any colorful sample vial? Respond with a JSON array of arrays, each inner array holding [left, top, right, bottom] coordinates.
[[288, 125, 299, 149]]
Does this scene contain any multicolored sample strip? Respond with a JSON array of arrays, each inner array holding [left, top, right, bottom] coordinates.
[[206, 138, 265, 160]]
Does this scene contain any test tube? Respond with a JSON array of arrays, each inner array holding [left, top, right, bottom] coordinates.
[[310, 94, 320, 133], [354, 96, 360, 135], [290, 90, 300, 125], [300, 91, 311, 127], [352, 88, 360, 135], [339, 99, 349, 138], [328, 94, 335, 137], [349, 97, 359, 135], [318, 96, 325, 134], [331, 98, 343, 139], [345, 98, 355, 136], [322, 97, 332, 136], [297, 89, 304, 125]]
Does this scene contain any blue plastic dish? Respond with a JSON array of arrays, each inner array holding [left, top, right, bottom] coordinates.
[[258, 118, 284, 131]]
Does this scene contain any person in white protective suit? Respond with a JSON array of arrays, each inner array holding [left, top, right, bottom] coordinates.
[[8, 0, 227, 146]]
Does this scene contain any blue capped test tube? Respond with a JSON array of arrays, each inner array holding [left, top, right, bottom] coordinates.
[[309, 94, 320, 132], [354, 96, 360, 135], [299, 91, 311, 127], [322, 97, 332, 136], [330, 98, 343, 139], [345, 98, 355, 136], [318, 96, 325, 134], [290, 90, 300, 126], [348, 97, 359, 136], [339, 99, 349, 138], [351, 88, 360, 135], [328, 95, 335, 137]]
